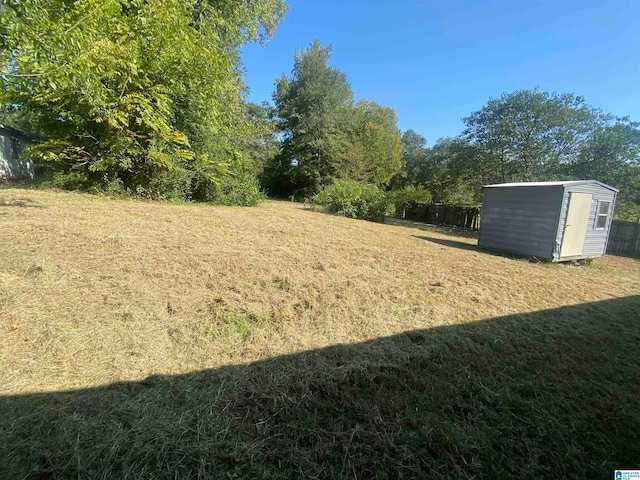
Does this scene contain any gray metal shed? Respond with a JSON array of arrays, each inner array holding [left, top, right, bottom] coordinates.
[[478, 180, 618, 261], [0, 124, 33, 180]]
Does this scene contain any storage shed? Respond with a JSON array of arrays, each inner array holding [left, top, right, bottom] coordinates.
[[478, 180, 618, 261], [0, 124, 33, 180]]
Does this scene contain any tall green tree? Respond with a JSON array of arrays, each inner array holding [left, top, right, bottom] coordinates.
[[463, 89, 598, 183], [572, 119, 640, 220], [573, 121, 639, 178], [462, 89, 640, 216], [0, 0, 287, 202], [268, 40, 403, 197], [398, 130, 430, 186], [270, 39, 353, 197], [396, 135, 480, 205], [342, 100, 403, 185], [425, 137, 483, 205]]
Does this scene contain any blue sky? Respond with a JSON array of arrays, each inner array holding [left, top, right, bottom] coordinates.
[[241, 0, 640, 145]]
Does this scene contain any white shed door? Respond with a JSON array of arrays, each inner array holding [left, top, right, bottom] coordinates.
[[560, 192, 592, 258]]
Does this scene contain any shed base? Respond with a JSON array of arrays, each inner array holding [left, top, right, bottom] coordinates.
[[552, 255, 601, 263]]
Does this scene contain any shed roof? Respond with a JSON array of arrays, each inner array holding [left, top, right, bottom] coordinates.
[[0, 123, 30, 140], [484, 180, 619, 193]]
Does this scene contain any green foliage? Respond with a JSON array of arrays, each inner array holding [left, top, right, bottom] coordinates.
[[269, 40, 403, 198], [396, 134, 482, 205], [240, 102, 280, 173], [425, 138, 483, 205], [389, 130, 427, 190], [571, 120, 640, 218], [43, 152, 264, 206], [0, 0, 287, 204], [463, 89, 599, 183], [50, 170, 98, 192], [401, 129, 427, 156], [146, 168, 193, 202], [388, 185, 432, 216], [396, 90, 639, 213], [212, 174, 265, 207], [272, 39, 353, 198], [614, 200, 640, 222], [342, 100, 403, 185], [260, 151, 296, 198], [312, 180, 391, 222], [188, 162, 264, 206]]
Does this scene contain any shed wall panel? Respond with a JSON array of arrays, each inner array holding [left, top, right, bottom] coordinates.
[[478, 186, 564, 259], [555, 185, 616, 259], [0, 133, 32, 179]]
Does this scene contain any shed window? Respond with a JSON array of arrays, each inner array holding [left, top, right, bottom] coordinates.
[[595, 201, 610, 230]]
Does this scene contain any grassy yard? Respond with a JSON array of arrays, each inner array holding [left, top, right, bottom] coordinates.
[[1, 188, 639, 479]]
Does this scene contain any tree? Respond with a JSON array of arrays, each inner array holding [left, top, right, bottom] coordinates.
[[462, 89, 640, 216], [268, 40, 405, 197], [463, 89, 598, 183], [342, 100, 403, 185], [239, 102, 279, 173], [393, 90, 639, 212], [401, 129, 427, 156], [397, 130, 430, 187], [572, 119, 640, 220], [0, 0, 287, 202], [572, 120, 640, 179], [420, 137, 482, 205], [390, 129, 425, 188], [392, 132, 481, 205], [271, 39, 354, 197]]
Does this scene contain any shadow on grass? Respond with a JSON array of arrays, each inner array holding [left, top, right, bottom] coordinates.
[[2, 296, 640, 479], [412, 235, 530, 263], [413, 235, 479, 252], [384, 217, 479, 239]]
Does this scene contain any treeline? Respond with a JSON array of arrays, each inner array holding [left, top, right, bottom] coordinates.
[[391, 90, 640, 220], [261, 46, 639, 220], [2, 2, 639, 219]]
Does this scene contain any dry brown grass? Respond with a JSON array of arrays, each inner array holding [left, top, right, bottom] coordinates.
[[1, 188, 639, 396], [2, 188, 640, 479]]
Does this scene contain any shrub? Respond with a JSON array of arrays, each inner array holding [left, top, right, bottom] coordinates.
[[50, 169, 126, 196], [44, 163, 264, 206], [51, 170, 93, 191], [388, 185, 432, 217], [146, 167, 192, 201], [191, 170, 264, 206], [313, 180, 392, 222], [214, 174, 265, 207]]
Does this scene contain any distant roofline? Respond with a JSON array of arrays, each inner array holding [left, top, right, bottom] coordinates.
[[0, 123, 31, 140], [484, 180, 619, 193]]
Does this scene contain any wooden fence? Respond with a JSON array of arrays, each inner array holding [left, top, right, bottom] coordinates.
[[607, 220, 640, 258], [400, 204, 480, 230]]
